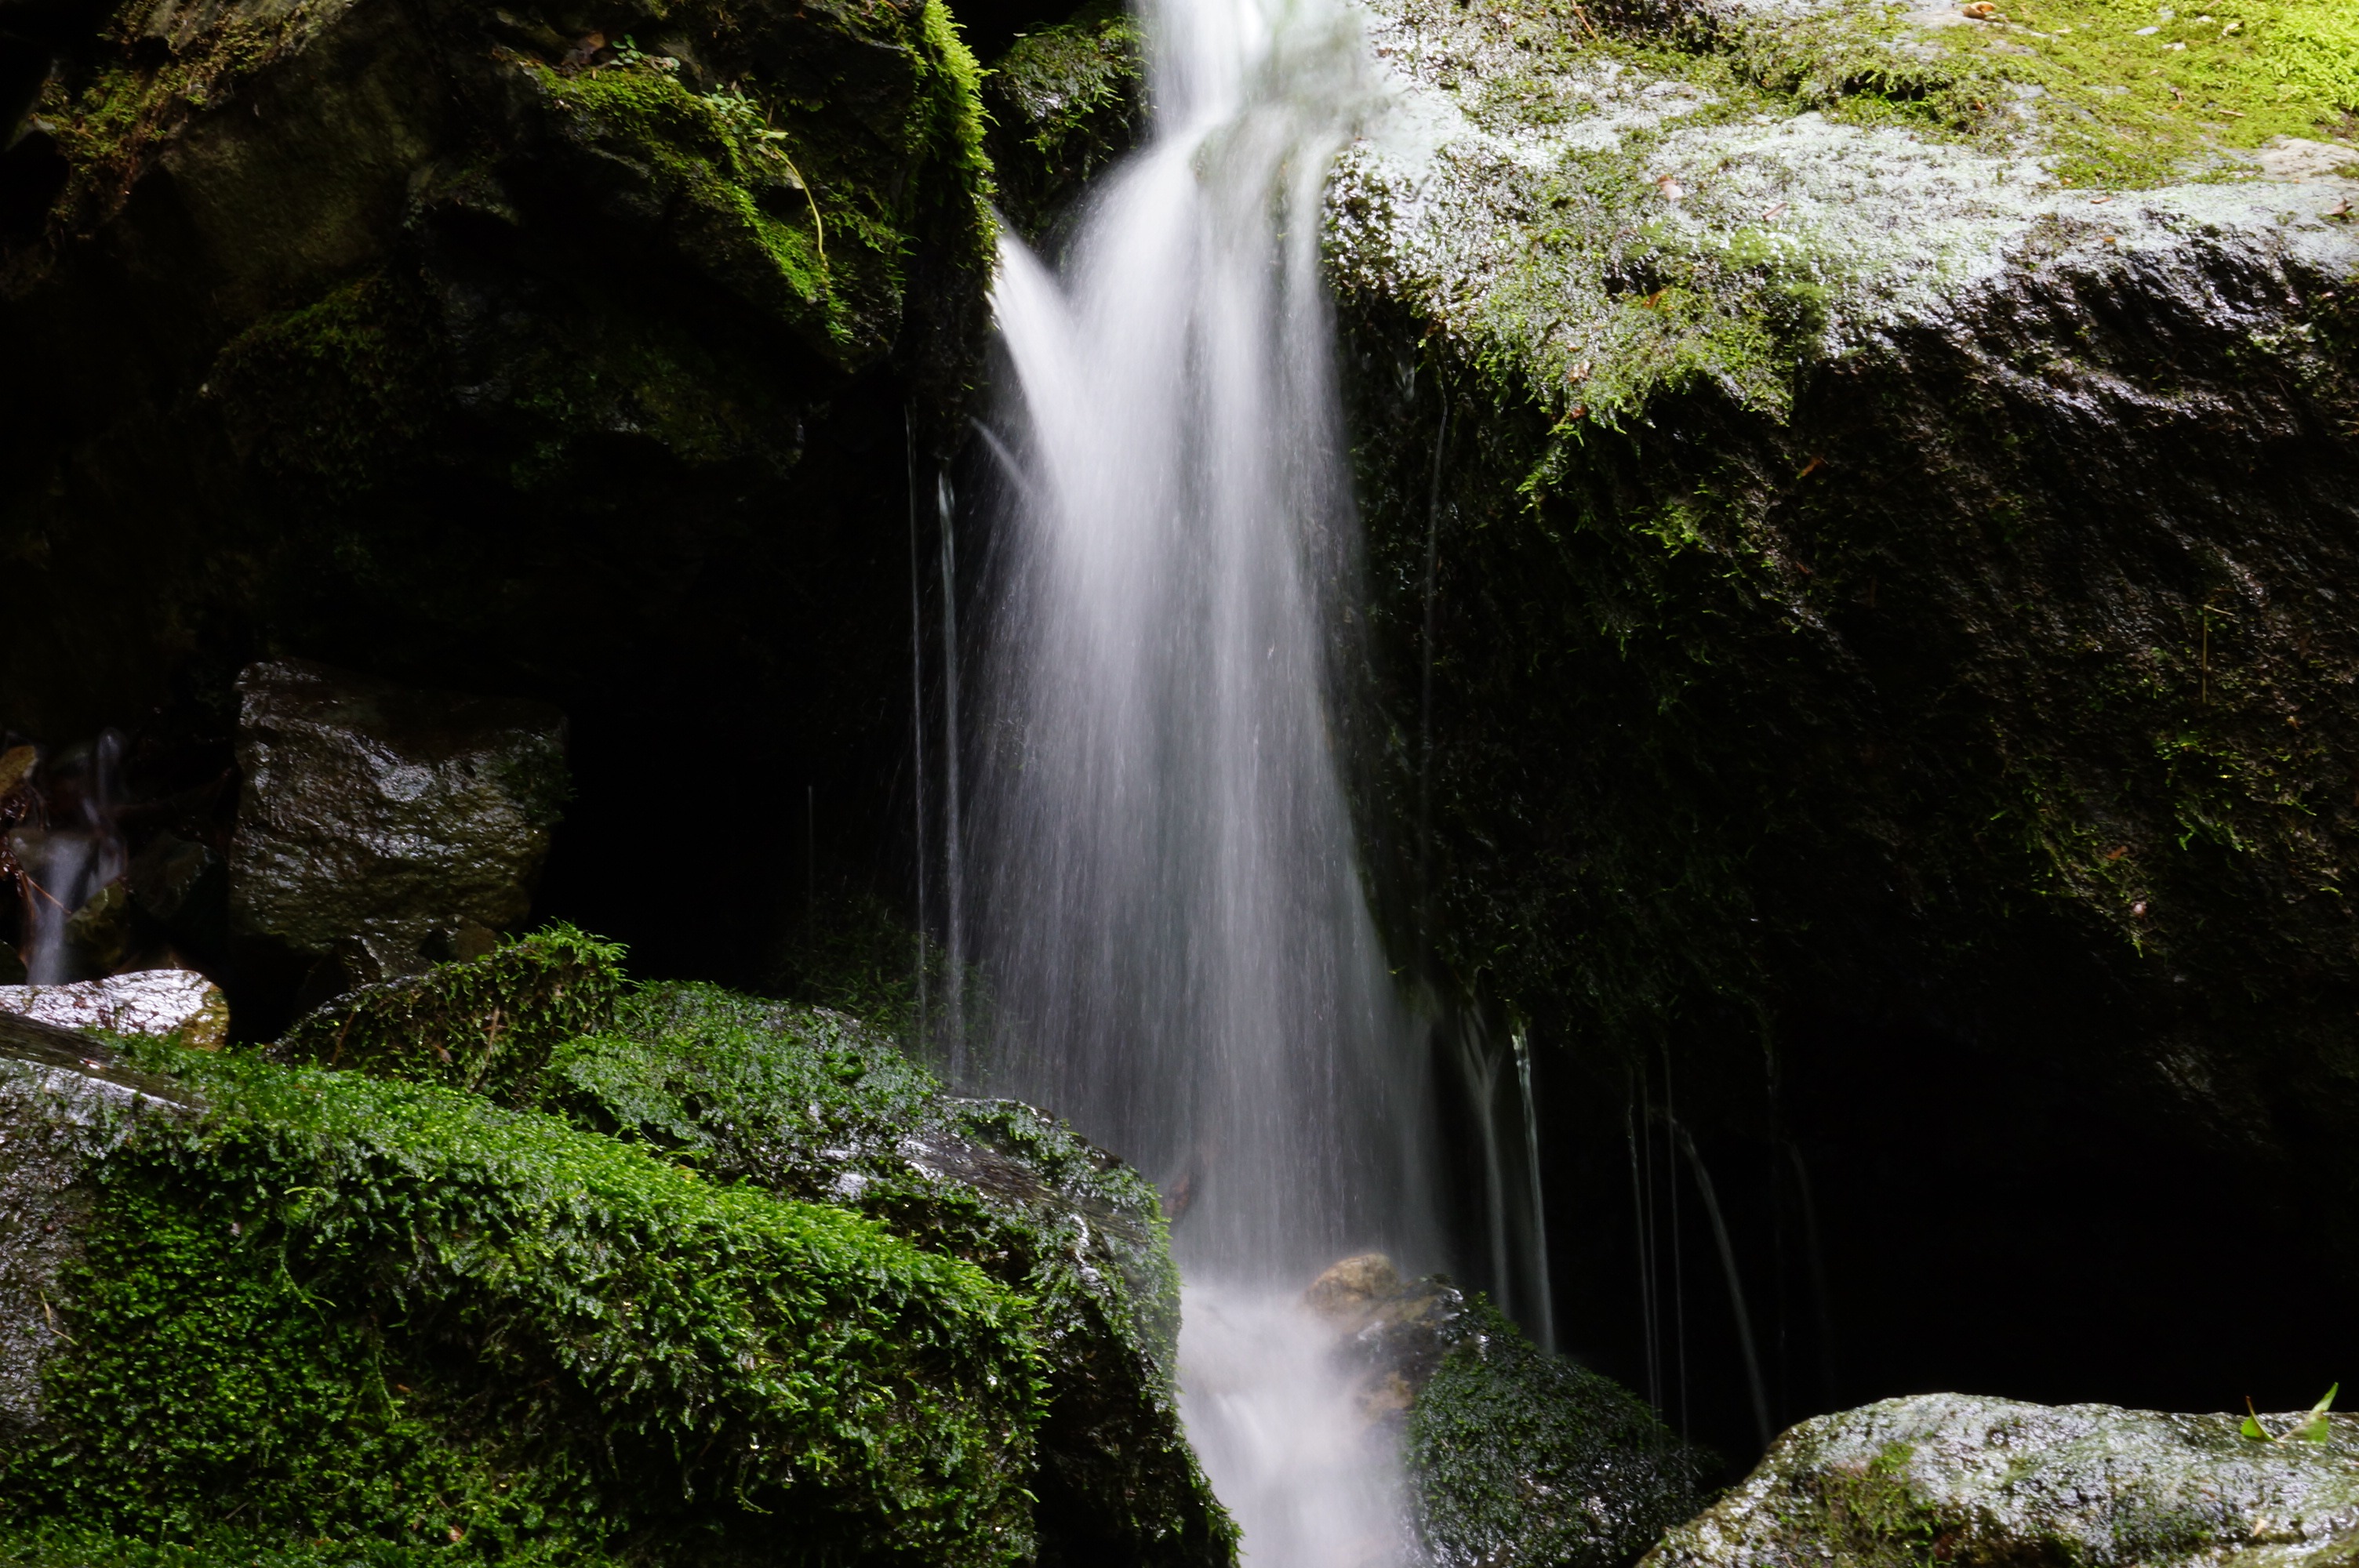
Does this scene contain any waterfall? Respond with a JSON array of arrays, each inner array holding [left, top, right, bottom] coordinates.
[[976, 0, 1438, 1553]]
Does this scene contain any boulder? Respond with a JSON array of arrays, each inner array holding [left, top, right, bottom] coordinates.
[[0, 0, 999, 1000], [0, 1015, 1041, 1564], [229, 659, 569, 982], [253, 928, 1235, 1566], [1300, 1253, 1707, 1568], [982, 0, 1146, 238], [1645, 1392, 2359, 1567], [1323, 0, 2359, 1436], [0, 967, 230, 1048]]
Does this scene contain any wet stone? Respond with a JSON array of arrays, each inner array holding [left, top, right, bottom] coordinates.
[[1646, 1393, 2359, 1568], [228, 659, 569, 982]]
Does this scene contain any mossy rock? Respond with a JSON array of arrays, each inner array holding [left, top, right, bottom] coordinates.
[[1329, 0, 2359, 1359], [0, 0, 998, 976], [982, 0, 1147, 239], [1408, 1301, 1707, 1568], [0, 1044, 1041, 1565], [13, 932, 1235, 1566]]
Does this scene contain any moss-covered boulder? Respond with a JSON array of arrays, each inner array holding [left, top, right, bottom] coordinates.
[[37, 929, 1235, 1566], [1411, 1301, 1707, 1568], [1327, 0, 2359, 1435], [1646, 1392, 2359, 1566]]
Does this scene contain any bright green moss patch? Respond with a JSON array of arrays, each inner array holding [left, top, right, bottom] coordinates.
[[1907, 0, 2358, 183], [536, 984, 1231, 1566], [0, 1047, 1043, 1566], [1408, 1301, 1706, 1568], [1703, 0, 2359, 185], [983, 0, 1148, 232], [274, 924, 625, 1098]]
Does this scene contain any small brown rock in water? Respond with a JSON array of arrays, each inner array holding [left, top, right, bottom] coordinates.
[[1305, 1253, 1405, 1330], [1961, 3, 1999, 18]]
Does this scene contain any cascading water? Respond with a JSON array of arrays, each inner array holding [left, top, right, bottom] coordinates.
[[973, 0, 1438, 1554]]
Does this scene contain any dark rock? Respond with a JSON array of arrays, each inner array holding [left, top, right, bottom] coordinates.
[[126, 830, 221, 926], [0, 0, 997, 998], [1645, 1393, 2359, 1567], [1305, 1251, 1469, 1421], [229, 659, 568, 982], [1301, 1254, 1705, 1567], [983, 0, 1146, 240], [1411, 1300, 1707, 1568]]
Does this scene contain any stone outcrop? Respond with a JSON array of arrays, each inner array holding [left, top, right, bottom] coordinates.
[[1303, 1254, 1707, 1568], [0, 0, 1001, 1007], [1646, 1392, 2359, 1567], [1321, 0, 2359, 1443], [230, 659, 568, 984]]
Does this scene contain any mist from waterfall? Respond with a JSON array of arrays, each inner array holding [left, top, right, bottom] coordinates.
[[975, 0, 1437, 1555]]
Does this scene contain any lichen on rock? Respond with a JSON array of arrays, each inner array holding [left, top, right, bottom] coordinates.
[[1645, 1392, 2359, 1566], [1327, 0, 2359, 1340]]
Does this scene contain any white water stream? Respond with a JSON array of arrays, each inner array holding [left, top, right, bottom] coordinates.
[[976, 0, 1438, 1558]]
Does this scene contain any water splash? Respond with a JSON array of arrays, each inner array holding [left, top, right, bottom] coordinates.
[[975, 0, 1437, 1552]]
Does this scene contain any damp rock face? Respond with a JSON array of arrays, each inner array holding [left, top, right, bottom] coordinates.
[[1326, 0, 2359, 1370], [229, 660, 568, 982], [1405, 1300, 1707, 1568], [983, 0, 1146, 237], [1304, 1254, 1706, 1568], [1645, 1393, 2359, 1567]]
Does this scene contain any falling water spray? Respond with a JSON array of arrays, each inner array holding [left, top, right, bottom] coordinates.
[[975, 0, 1438, 1552]]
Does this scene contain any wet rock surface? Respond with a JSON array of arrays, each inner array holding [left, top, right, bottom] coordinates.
[[1329, 0, 2359, 1446], [0, 968, 228, 1049], [0, 0, 998, 1002], [1303, 1254, 1706, 1568], [230, 659, 567, 984], [537, 979, 1235, 1567], [1646, 1393, 2359, 1567]]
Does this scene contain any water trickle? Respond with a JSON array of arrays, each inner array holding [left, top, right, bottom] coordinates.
[[9, 732, 126, 985], [975, 0, 1436, 1552]]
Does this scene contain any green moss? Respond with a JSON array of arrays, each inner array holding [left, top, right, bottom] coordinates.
[[0, 1044, 1043, 1566], [983, 0, 1148, 233], [39, 0, 336, 234], [209, 271, 452, 494], [1408, 1301, 1706, 1568], [272, 924, 627, 1099], [534, 60, 847, 336], [1699, 0, 2359, 185], [533, 983, 1230, 1565]]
